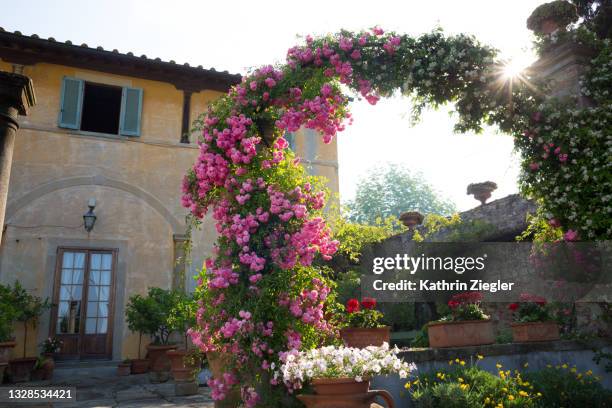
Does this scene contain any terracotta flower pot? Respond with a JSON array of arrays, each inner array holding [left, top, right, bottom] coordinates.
[[8, 357, 37, 382], [511, 321, 560, 342], [207, 352, 241, 408], [147, 344, 177, 372], [427, 320, 494, 348], [117, 362, 131, 376], [298, 378, 395, 408], [340, 327, 390, 349], [167, 349, 200, 382], [130, 358, 150, 374], [0, 341, 16, 365]]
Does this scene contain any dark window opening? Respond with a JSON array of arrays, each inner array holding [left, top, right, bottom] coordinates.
[[80, 83, 122, 134]]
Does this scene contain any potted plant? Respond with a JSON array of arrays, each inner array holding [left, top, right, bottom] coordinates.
[[117, 359, 131, 376], [280, 343, 413, 407], [427, 292, 494, 348], [7, 282, 50, 383], [526, 0, 578, 35], [30, 337, 61, 381], [166, 293, 201, 383], [509, 293, 560, 342], [0, 283, 18, 383], [126, 288, 178, 382], [339, 298, 390, 348], [467, 181, 497, 205], [125, 293, 153, 375]]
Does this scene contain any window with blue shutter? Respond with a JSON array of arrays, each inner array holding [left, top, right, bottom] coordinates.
[[119, 87, 143, 136], [58, 77, 84, 129]]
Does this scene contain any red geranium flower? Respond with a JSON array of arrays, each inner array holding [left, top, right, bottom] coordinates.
[[508, 303, 519, 311], [448, 300, 460, 309], [361, 297, 377, 310], [346, 298, 360, 313]]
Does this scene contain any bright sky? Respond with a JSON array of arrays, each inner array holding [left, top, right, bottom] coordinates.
[[2, 0, 548, 211]]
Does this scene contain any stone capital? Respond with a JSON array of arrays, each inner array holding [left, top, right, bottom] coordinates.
[[0, 71, 36, 117]]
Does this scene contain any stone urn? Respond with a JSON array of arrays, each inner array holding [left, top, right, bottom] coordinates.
[[511, 321, 560, 342], [298, 378, 395, 408], [467, 181, 497, 205], [399, 211, 424, 229], [526, 1, 579, 35], [340, 327, 391, 349], [427, 319, 494, 348]]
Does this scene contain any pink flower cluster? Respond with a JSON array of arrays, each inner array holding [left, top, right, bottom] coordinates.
[[209, 372, 238, 401]]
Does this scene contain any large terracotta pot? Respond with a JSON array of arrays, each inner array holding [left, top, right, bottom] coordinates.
[[0, 341, 16, 365], [511, 321, 560, 342], [427, 320, 494, 348], [8, 357, 37, 382], [131, 358, 150, 374], [40, 354, 54, 380], [147, 344, 177, 372], [167, 349, 201, 383], [298, 378, 395, 408], [340, 327, 391, 349], [207, 352, 241, 408]]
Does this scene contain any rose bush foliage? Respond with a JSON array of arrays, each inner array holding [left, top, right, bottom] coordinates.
[[182, 24, 609, 406]]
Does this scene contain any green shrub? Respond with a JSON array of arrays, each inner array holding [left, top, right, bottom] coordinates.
[[407, 361, 538, 407], [0, 283, 18, 342], [525, 366, 612, 407], [406, 359, 612, 408]]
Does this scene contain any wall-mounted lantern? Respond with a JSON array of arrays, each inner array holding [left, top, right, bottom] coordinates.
[[83, 198, 97, 233]]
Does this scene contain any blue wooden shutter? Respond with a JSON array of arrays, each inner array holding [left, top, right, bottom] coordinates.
[[119, 87, 143, 136], [58, 77, 84, 129]]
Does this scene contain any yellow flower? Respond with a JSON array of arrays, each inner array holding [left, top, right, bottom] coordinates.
[[477, 354, 484, 360], [577, 373, 582, 379], [519, 391, 528, 397], [496, 363, 503, 369], [460, 383, 469, 391], [455, 358, 460, 363], [508, 395, 515, 401], [523, 362, 529, 368], [546, 364, 552, 368], [458, 377, 464, 383], [460, 360, 466, 366], [570, 367, 577, 373], [501, 387, 508, 393], [499, 371, 506, 379], [404, 382, 411, 389], [562, 364, 568, 369], [412, 379, 419, 385], [537, 392, 542, 397], [484, 397, 491, 404], [586, 370, 593, 376], [449, 360, 454, 365]]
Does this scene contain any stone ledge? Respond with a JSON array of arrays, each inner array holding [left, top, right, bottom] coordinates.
[[398, 339, 611, 363]]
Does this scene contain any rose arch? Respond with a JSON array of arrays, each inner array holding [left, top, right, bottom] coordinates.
[[180, 27, 609, 406]]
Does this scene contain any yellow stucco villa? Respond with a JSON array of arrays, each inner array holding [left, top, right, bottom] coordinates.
[[0, 29, 339, 361]]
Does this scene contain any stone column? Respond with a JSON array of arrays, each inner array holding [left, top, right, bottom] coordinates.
[[0, 72, 36, 243]]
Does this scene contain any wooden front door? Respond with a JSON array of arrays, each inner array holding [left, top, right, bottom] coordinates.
[[51, 248, 116, 360]]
